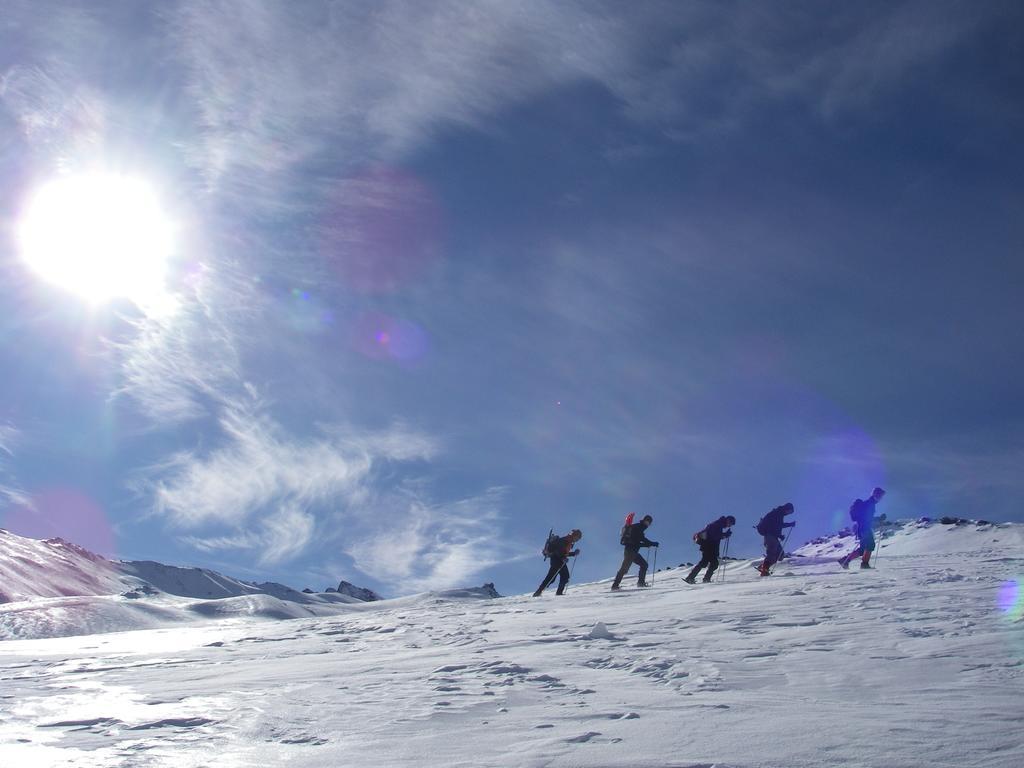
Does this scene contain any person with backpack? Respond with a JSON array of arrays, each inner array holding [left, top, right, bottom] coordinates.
[[533, 529, 583, 596], [684, 515, 735, 583], [611, 514, 658, 590], [839, 487, 886, 569], [756, 503, 796, 576]]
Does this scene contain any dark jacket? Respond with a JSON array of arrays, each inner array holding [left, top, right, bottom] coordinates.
[[701, 516, 733, 543], [622, 522, 655, 550], [760, 507, 796, 538]]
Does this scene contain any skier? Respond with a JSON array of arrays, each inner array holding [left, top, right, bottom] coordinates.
[[684, 515, 735, 583], [611, 514, 659, 590], [533, 529, 583, 596], [757, 503, 796, 576], [839, 487, 886, 569]]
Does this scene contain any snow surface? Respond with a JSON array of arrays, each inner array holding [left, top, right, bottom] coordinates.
[[2, 520, 1023, 767]]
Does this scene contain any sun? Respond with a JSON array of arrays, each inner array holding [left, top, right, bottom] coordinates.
[[17, 173, 176, 312]]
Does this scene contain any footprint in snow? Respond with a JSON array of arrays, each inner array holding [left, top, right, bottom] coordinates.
[[565, 731, 601, 743]]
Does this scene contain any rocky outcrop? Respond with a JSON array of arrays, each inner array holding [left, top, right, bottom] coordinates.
[[336, 580, 382, 602]]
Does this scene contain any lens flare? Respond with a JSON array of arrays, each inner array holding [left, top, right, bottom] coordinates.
[[279, 286, 335, 333], [997, 580, 1023, 621], [352, 311, 429, 364]]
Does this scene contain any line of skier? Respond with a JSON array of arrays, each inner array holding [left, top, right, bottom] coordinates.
[[533, 487, 886, 595]]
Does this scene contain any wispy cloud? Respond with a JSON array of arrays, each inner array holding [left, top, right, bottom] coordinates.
[[150, 410, 521, 587], [182, 502, 316, 567], [165, 0, 1003, 192], [343, 486, 516, 593], [111, 263, 254, 425], [0, 424, 31, 509], [7, 1, 1003, 194], [149, 408, 436, 529]]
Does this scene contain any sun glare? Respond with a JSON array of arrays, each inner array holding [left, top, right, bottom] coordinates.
[[17, 173, 175, 312]]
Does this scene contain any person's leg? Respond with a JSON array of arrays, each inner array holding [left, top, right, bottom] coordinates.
[[861, 531, 876, 567], [686, 553, 708, 582], [611, 549, 635, 589], [765, 536, 782, 570], [840, 541, 865, 567], [758, 535, 771, 574], [702, 543, 721, 581], [534, 559, 563, 596], [635, 553, 649, 585], [555, 563, 571, 594]]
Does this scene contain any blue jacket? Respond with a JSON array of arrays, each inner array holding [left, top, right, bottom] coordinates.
[[851, 498, 878, 533]]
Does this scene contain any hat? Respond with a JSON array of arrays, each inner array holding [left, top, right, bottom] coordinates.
[[725, 515, 736, 525], [571, 529, 583, 539], [641, 514, 653, 524], [872, 487, 886, 497]]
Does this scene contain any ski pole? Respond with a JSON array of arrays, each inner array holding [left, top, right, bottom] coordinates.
[[771, 526, 794, 575], [650, 546, 658, 586], [565, 551, 579, 593], [720, 537, 729, 582]]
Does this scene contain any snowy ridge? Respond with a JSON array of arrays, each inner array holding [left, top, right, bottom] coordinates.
[[1, 519, 1022, 766], [0, 529, 392, 640], [0, 530, 127, 603]]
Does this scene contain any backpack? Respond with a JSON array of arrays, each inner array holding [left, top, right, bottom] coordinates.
[[619, 512, 635, 545], [542, 529, 560, 559], [755, 516, 769, 535], [849, 499, 865, 524]]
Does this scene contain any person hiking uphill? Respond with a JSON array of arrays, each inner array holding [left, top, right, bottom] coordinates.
[[757, 503, 796, 576], [533, 529, 582, 596], [611, 515, 658, 590], [684, 515, 735, 583], [839, 487, 885, 569]]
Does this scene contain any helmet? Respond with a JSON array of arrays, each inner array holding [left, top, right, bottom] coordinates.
[[641, 515, 653, 524], [571, 528, 583, 540], [725, 515, 736, 525], [872, 487, 886, 498]]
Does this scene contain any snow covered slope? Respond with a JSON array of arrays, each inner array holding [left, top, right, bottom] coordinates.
[[1, 519, 1021, 767], [795, 515, 1024, 558], [0, 529, 380, 640]]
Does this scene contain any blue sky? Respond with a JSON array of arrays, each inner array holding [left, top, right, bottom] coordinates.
[[1, 1, 1022, 596]]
